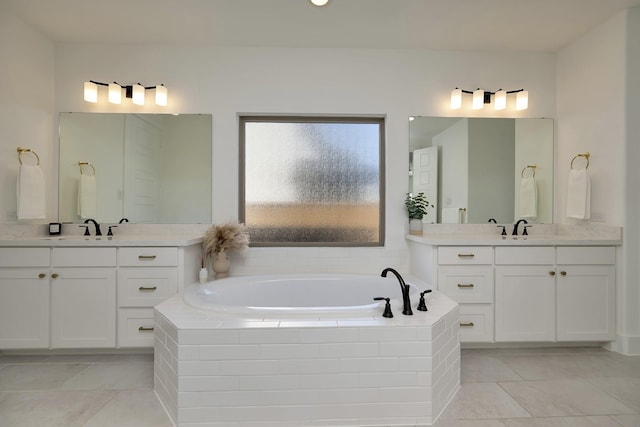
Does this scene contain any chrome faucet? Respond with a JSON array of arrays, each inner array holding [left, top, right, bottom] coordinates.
[[83, 218, 102, 236], [512, 219, 528, 236], [380, 267, 413, 315]]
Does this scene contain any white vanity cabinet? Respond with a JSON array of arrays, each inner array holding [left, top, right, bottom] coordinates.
[[50, 248, 117, 348], [0, 248, 50, 348], [494, 246, 615, 342], [117, 247, 179, 347], [437, 246, 494, 342]]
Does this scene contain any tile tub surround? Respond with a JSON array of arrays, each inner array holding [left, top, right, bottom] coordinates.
[[153, 291, 460, 426]]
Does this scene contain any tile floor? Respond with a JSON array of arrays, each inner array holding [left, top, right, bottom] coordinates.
[[0, 347, 638, 426]]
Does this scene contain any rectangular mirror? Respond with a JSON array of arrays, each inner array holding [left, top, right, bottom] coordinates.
[[59, 113, 212, 224], [409, 117, 553, 224]]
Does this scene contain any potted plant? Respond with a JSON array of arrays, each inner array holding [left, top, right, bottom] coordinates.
[[202, 221, 250, 279], [405, 192, 432, 235]]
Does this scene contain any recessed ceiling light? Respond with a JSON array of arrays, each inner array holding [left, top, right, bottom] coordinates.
[[310, 0, 329, 6]]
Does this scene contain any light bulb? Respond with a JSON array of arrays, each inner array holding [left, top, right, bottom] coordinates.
[[310, 0, 329, 5], [83, 81, 98, 103], [450, 88, 462, 109]]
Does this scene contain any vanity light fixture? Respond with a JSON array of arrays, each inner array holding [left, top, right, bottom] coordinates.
[[450, 87, 528, 110], [83, 80, 169, 106]]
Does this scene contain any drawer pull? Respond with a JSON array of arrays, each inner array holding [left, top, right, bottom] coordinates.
[[549, 271, 556, 276], [457, 283, 475, 288], [138, 326, 155, 332], [138, 286, 158, 292], [459, 322, 475, 327], [38, 273, 46, 279], [457, 254, 475, 258], [138, 255, 157, 260]]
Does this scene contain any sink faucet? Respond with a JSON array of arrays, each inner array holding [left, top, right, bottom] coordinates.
[[381, 267, 413, 315], [512, 219, 528, 236], [83, 218, 102, 236]]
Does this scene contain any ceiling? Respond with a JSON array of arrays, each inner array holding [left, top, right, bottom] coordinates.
[[3, 0, 640, 52]]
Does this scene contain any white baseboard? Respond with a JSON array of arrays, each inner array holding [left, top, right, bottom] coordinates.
[[614, 334, 640, 355]]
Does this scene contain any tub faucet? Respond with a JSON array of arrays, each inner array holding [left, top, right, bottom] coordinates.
[[380, 267, 413, 315], [83, 218, 102, 236], [512, 219, 528, 236]]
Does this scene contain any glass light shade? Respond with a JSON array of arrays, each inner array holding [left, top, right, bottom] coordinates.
[[310, 0, 329, 5], [155, 85, 168, 106], [516, 90, 529, 110], [450, 88, 462, 109], [472, 89, 484, 109], [132, 84, 145, 105], [494, 90, 507, 110], [83, 81, 98, 103], [108, 83, 122, 104]]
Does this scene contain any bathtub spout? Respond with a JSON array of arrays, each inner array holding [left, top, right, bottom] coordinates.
[[380, 268, 413, 315]]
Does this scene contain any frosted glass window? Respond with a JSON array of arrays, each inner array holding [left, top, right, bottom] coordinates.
[[240, 116, 385, 246]]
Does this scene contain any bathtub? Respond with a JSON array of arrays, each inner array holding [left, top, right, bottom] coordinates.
[[183, 273, 420, 317], [155, 273, 460, 426]]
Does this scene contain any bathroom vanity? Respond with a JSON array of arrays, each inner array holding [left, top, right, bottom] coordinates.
[[0, 236, 201, 350], [408, 224, 621, 345]]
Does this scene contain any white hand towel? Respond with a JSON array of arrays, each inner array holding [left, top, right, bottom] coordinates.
[[77, 174, 97, 219], [566, 168, 591, 219], [519, 176, 537, 219], [17, 164, 46, 220]]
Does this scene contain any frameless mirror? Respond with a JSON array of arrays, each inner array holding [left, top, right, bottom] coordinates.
[[59, 113, 212, 224], [409, 117, 553, 224]]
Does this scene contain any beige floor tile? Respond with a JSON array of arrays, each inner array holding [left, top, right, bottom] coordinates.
[[83, 390, 173, 427], [0, 390, 116, 427], [439, 383, 531, 420], [433, 418, 507, 426], [496, 354, 635, 380], [461, 347, 609, 357], [461, 355, 522, 383], [611, 414, 640, 427], [501, 415, 623, 426], [500, 379, 636, 417], [587, 376, 640, 411], [60, 362, 154, 390], [0, 363, 89, 391]]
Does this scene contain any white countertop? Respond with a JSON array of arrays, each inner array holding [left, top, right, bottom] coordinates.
[[0, 234, 203, 247], [406, 234, 621, 246]]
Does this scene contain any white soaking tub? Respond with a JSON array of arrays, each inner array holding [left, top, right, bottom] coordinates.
[[154, 273, 460, 427]]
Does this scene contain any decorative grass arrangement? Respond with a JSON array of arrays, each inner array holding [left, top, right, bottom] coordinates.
[[202, 221, 250, 259]]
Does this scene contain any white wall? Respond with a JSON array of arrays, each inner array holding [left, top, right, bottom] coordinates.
[[433, 118, 468, 223], [0, 5, 55, 223]]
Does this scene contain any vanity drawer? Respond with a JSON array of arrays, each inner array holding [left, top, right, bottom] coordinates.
[[117, 308, 155, 347], [0, 248, 49, 267], [438, 266, 493, 303], [495, 246, 555, 265], [556, 246, 615, 265], [118, 247, 178, 267], [438, 246, 493, 265], [117, 269, 178, 307], [458, 304, 494, 343], [52, 248, 116, 267]]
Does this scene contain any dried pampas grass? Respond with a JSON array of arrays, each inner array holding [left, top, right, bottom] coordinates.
[[203, 221, 250, 259]]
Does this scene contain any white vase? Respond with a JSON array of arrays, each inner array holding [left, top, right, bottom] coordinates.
[[409, 219, 423, 235], [212, 252, 230, 279]]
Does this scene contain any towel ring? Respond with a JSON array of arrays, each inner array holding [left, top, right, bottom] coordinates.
[[521, 164, 536, 178], [17, 147, 40, 165], [571, 152, 590, 170], [78, 161, 96, 176]]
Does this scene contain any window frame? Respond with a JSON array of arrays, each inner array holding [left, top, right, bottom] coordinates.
[[239, 115, 386, 247]]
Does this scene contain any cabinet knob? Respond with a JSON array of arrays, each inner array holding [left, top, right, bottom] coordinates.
[[549, 271, 556, 276], [38, 273, 46, 279], [51, 273, 59, 279], [560, 271, 567, 276], [457, 283, 474, 288], [459, 322, 475, 327]]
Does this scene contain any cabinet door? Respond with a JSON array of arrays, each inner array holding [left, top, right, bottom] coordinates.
[[557, 265, 615, 341], [0, 269, 49, 349], [495, 266, 556, 342], [51, 268, 116, 348]]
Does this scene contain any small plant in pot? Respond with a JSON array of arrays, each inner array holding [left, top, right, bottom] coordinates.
[[405, 192, 432, 235]]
